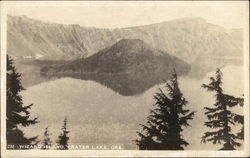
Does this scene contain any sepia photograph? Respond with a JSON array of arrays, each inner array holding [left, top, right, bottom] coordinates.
[[0, 1, 249, 157]]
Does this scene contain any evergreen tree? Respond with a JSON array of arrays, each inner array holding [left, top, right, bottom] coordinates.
[[41, 127, 52, 150], [201, 68, 243, 150], [6, 55, 38, 149], [233, 97, 244, 140], [136, 71, 195, 150], [57, 117, 70, 150]]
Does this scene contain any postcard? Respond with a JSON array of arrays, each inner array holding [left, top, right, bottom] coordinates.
[[1, 1, 249, 157]]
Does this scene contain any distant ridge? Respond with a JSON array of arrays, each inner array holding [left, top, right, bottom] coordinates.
[[8, 15, 243, 64]]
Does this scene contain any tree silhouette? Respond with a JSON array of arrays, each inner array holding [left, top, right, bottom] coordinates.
[[136, 71, 195, 150], [201, 68, 243, 150], [6, 55, 38, 149], [57, 117, 70, 150], [233, 97, 244, 140], [41, 127, 52, 150]]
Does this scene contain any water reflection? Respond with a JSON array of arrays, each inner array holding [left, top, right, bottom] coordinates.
[[41, 70, 188, 96]]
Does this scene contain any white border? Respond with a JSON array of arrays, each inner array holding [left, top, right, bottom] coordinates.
[[1, 1, 249, 157], [1, 2, 7, 158]]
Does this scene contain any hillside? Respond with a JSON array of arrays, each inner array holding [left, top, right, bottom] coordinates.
[[41, 39, 189, 74], [7, 15, 243, 65]]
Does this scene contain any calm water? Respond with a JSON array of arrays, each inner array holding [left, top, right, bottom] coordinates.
[[21, 65, 244, 150]]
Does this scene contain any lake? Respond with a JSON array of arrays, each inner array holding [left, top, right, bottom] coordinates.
[[21, 65, 244, 150]]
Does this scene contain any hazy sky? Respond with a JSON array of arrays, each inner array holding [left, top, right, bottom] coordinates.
[[4, 1, 249, 29]]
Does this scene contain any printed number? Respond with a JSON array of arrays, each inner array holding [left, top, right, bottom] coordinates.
[[7, 144, 14, 149]]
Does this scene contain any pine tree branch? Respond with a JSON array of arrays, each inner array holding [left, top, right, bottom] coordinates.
[[204, 106, 222, 115], [204, 120, 224, 128], [202, 84, 216, 92], [179, 111, 195, 127]]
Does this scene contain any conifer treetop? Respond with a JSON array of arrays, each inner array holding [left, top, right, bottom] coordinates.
[[136, 71, 194, 150], [201, 68, 243, 150]]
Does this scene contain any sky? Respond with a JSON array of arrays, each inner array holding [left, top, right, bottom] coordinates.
[[3, 1, 249, 29]]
